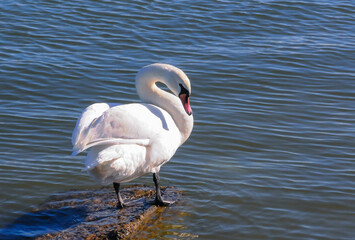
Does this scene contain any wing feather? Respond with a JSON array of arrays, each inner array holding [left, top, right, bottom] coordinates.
[[73, 138, 150, 156], [72, 102, 176, 155]]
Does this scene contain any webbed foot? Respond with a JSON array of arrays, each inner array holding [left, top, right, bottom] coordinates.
[[155, 198, 173, 207], [116, 201, 126, 209]]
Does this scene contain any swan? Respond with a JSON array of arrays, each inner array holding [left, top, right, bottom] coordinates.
[[72, 63, 193, 208]]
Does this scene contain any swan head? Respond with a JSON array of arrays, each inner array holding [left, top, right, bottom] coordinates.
[[136, 63, 193, 116], [168, 65, 192, 116]]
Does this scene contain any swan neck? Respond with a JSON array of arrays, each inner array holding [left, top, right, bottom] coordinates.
[[135, 69, 193, 144]]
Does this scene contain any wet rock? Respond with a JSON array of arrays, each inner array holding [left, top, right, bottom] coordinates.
[[0, 185, 181, 240]]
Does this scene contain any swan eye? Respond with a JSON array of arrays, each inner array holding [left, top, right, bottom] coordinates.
[[179, 84, 189, 97]]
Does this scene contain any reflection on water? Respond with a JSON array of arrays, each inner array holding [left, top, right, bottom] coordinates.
[[129, 202, 199, 240]]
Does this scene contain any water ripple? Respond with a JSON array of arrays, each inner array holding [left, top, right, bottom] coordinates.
[[1, 0, 355, 239]]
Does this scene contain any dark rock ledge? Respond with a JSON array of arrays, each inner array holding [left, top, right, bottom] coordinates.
[[0, 185, 181, 240]]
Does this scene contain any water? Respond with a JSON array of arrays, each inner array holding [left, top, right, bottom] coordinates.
[[0, 0, 354, 239]]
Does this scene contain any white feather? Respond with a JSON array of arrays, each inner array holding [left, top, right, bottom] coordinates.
[[71, 63, 194, 185]]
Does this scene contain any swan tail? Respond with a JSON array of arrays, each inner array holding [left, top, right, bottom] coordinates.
[[85, 144, 148, 185], [72, 103, 111, 154]]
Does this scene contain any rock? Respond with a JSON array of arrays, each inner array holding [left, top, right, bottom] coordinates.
[[0, 185, 181, 240]]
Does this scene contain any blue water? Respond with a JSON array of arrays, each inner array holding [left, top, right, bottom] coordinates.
[[0, 0, 354, 239]]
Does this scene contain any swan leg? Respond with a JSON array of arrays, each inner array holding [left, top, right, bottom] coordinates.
[[113, 182, 125, 209], [153, 172, 173, 206]]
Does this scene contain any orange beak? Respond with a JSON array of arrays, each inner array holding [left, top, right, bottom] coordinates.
[[179, 93, 192, 116]]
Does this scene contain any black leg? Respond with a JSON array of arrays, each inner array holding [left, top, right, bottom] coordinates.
[[153, 172, 172, 206], [113, 182, 125, 209]]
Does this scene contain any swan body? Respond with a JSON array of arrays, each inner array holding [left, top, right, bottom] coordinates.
[[72, 63, 193, 207]]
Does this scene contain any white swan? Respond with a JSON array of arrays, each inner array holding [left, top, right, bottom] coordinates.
[[72, 63, 193, 207]]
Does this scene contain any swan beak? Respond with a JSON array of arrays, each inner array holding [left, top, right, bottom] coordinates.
[[179, 93, 192, 116]]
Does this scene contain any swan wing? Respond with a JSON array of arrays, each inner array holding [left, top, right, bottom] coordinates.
[[76, 137, 150, 155], [72, 103, 174, 155]]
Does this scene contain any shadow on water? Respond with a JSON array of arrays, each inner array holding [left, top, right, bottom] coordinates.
[[0, 206, 87, 240]]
